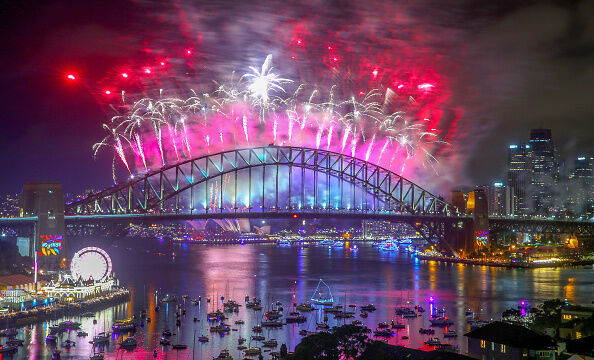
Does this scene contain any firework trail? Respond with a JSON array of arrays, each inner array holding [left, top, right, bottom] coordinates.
[[94, 55, 446, 183]]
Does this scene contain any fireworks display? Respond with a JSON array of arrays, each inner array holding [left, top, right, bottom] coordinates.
[[92, 54, 447, 183], [64, 2, 477, 191]]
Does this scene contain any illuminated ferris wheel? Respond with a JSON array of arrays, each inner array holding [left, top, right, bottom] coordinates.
[[70, 247, 112, 282]]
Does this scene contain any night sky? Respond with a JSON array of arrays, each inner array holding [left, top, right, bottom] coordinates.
[[0, 0, 592, 196]]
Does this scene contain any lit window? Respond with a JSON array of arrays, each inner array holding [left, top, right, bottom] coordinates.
[[563, 314, 572, 320], [480, 340, 486, 348], [501, 344, 506, 353], [492, 342, 495, 351], [576, 332, 582, 339]]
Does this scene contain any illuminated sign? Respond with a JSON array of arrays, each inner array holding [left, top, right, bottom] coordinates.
[[475, 231, 488, 247], [509, 145, 518, 149], [40, 235, 63, 256], [494, 182, 503, 187]]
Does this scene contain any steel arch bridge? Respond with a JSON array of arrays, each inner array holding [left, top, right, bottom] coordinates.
[[66, 146, 458, 219]]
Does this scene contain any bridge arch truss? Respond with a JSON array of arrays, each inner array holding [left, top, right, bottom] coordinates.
[[67, 146, 457, 219]]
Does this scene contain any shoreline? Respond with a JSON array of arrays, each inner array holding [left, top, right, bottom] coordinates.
[[416, 254, 594, 269], [0, 289, 130, 328]]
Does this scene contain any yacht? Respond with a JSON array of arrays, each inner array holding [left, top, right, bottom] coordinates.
[[161, 295, 178, 302], [310, 279, 334, 306], [373, 329, 393, 337], [444, 329, 458, 338], [119, 337, 137, 349], [295, 302, 315, 312], [214, 349, 233, 360], [6, 339, 23, 347], [277, 239, 291, 247], [46, 334, 57, 343], [91, 333, 110, 345], [332, 241, 344, 247], [244, 347, 262, 355], [318, 239, 334, 246], [198, 335, 209, 342], [360, 304, 376, 311], [112, 318, 136, 332], [378, 241, 397, 251], [263, 339, 278, 347], [424, 338, 441, 346], [210, 324, 231, 334], [430, 317, 454, 327]]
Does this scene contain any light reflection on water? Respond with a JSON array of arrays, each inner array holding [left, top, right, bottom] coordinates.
[[8, 240, 594, 359]]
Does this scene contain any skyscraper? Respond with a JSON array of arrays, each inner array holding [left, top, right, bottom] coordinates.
[[507, 143, 532, 215], [568, 156, 594, 217], [529, 129, 559, 215]]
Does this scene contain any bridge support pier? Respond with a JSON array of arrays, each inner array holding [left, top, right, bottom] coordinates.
[[20, 182, 67, 271]]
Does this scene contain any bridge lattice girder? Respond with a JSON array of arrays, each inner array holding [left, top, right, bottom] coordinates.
[[66, 146, 457, 218]]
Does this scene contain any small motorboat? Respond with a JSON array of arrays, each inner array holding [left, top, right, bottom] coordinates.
[[263, 339, 278, 347], [77, 331, 88, 337], [172, 343, 188, 349], [444, 329, 458, 338], [162, 329, 172, 337], [0, 345, 18, 354], [234, 320, 245, 325], [197, 335, 209, 343], [251, 335, 265, 341], [159, 337, 171, 345], [244, 346, 262, 355], [61, 340, 76, 349], [374, 329, 393, 337], [6, 339, 24, 346], [46, 334, 58, 342], [119, 337, 137, 350], [424, 337, 441, 346], [360, 304, 376, 311]]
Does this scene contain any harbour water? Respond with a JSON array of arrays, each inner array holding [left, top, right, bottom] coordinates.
[[6, 239, 594, 359]]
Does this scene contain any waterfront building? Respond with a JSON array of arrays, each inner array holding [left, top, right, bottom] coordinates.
[[0, 274, 37, 292], [507, 143, 532, 216], [43, 273, 117, 301], [466, 321, 557, 360]]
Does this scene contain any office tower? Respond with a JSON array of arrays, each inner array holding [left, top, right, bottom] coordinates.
[[507, 143, 532, 215], [529, 129, 559, 215]]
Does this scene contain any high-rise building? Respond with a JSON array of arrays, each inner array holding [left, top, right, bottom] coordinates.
[[568, 156, 594, 217], [529, 129, 559, 215], [478, 182, 512, 217], [507, 143, 532, 215]]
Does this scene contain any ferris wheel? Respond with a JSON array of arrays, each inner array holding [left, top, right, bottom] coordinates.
[[70, 247, 112, 282]]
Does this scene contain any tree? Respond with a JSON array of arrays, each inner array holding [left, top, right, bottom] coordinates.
[[280, 343, 288, 358], [332, 324, 371, 359], [293, 331, 340, 360]]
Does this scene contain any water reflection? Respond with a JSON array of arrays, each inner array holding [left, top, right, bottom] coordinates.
[[7, 240, 594, 359]]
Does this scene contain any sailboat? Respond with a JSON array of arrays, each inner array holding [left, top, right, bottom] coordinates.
[[310, 279, 334, 306]]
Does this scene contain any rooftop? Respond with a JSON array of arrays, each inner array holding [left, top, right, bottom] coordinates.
[[0, 274, 35, 287], [465, 321, 556, 350]]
